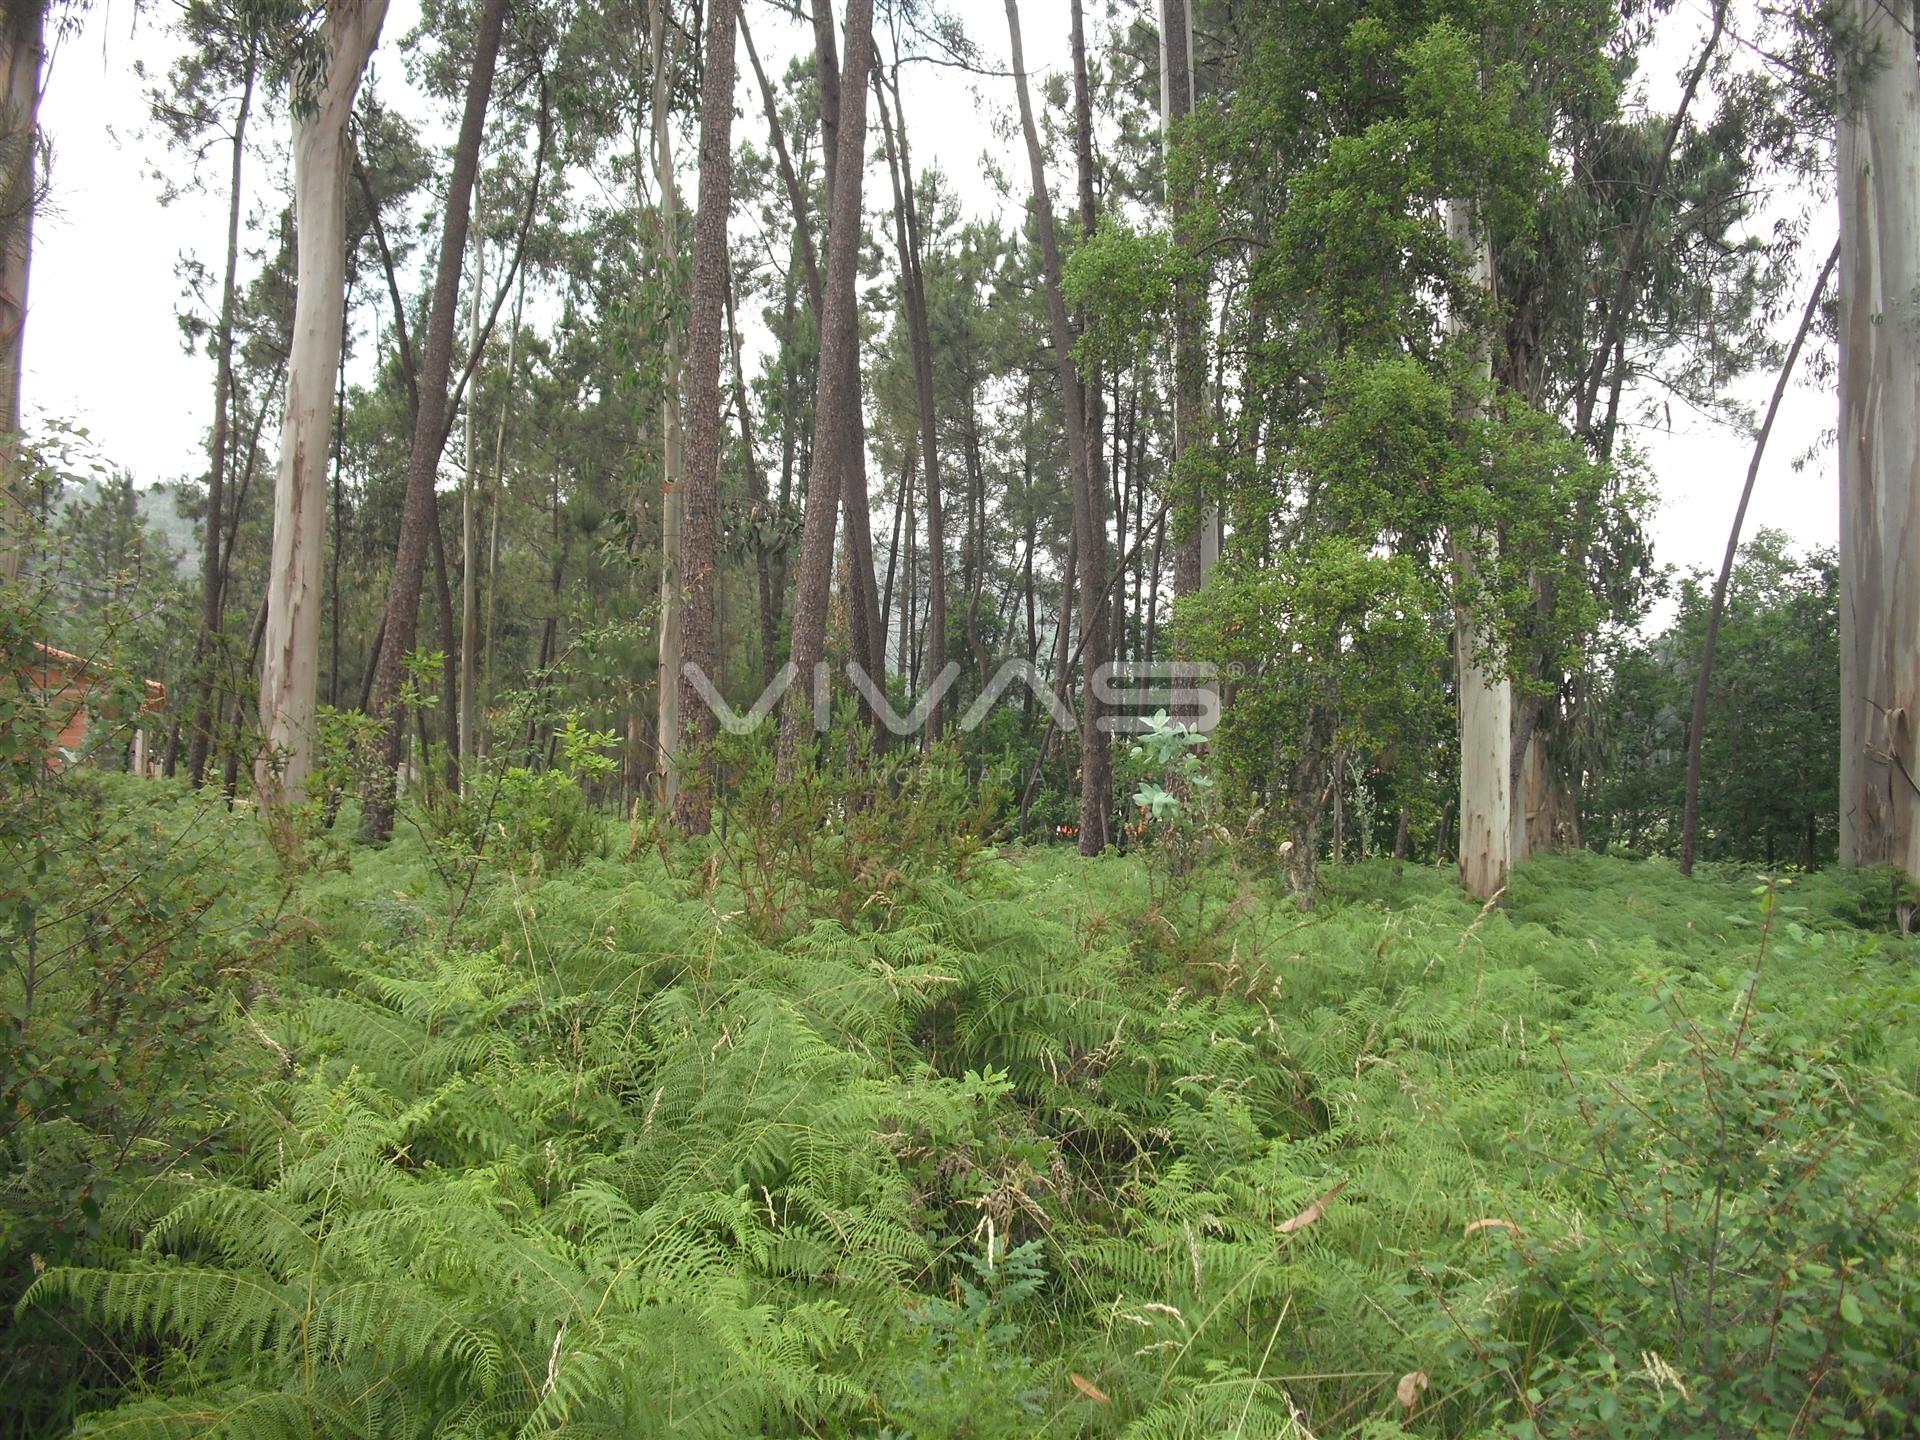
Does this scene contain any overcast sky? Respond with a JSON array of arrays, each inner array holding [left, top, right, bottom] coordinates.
[[29, 0, 1839, 608]]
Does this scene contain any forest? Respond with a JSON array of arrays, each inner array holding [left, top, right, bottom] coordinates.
[[2, 0, 1918, 1435]]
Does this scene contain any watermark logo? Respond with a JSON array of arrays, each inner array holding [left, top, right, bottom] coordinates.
[[683, 660, 1220, 737]]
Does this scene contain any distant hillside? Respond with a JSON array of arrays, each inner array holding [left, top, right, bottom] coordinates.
[[55, 477, 200, 577]]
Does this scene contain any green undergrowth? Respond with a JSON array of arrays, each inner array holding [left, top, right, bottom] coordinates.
[[15, 797, 1920, 1438]]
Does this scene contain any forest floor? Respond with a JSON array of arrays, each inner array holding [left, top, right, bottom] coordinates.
[[13, 781, 1920, 1438]]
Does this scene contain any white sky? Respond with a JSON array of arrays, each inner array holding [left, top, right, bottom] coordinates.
[[29, 0, 1839, 608]]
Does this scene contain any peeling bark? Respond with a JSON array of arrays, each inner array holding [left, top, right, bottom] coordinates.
[[1838, 0, 1920, 874], [258, 0, 390, 810]]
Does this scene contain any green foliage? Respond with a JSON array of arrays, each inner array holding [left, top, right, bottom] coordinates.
[[0, 579, 277, 1437], [14, 765, 1920, 1439], [1182, 538, 1444, 903], [1590, 532, 1840, 865], [1062, 219, 1193, 373]]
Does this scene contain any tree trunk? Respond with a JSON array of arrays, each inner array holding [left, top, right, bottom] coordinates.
[[429, 496, 460, 793], [1838, 0, 1920, 875], [650, 0, 686, 810], [1159, 0, 1207, 610], [481, 258, 528, 751], [874, 67, 948, 743], [777, 0, 874, 775], [727, 270, 779, 690], [805, 0, 884, 718], [1681, 242, 1838, 874], [1572, 0, 1729, 450], [0, 0, 40, 583], [740, 7, 821, 313], [1448, 197, 1511, 900], [1008, 0, 1110, 854], [186, 33, 257, 787], [258, 0, 390, 811], [673, 0, 738, 837], [359, 0, 507, 841], [328, 300, 347, 709], [459, 200, 486, 774]]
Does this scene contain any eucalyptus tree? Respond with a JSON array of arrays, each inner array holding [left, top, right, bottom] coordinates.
[[257, 0, 391, 815], [1087, 3, 1616, 897], [0, 0, 53, 584], [1834, 0, 1920, 873]]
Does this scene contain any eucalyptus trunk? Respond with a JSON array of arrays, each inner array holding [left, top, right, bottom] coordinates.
[[1837, 0, 1920, 874], [258, 0, 390, 811], [1448, 197, 1511, 901], [1159, 0, 1209, 610], [727, 274, 779, 690], [0, 0, 39, 584]]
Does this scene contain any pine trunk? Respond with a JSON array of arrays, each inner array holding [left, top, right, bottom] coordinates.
[[876, 70, 947, 742], [359, 0, 507, 841], [673, 0, 738, 837], [650, 0, 686, 809], [777, 0, 874, 774], [458, 208, 486, 773], [1008, 0, 1110, 854], [187, 36, 257, 787]]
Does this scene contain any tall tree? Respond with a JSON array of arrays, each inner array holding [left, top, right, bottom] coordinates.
[[726, 271, 778, 689], [672, 0, 737, 837], [650, 0, 686, 809], [1836, 0, 1920, 873], [873, 63, 946, 740], [359, 0, 509, 842], [1159, 0, 1207, 610], [145, 8, 262, 788], [1681, 242, 1837, 875], [777, 0, 874, 774], [0, 0, 41, 584], [1007, 0, 1111, 855], [811, 0, 885, 701], [1450, 197, 1511, 902], [458, 203, 485, 771], [257, 0, 390, 811]]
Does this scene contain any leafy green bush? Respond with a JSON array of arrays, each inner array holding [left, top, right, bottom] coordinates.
[[1, 592, 277, 1436]]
